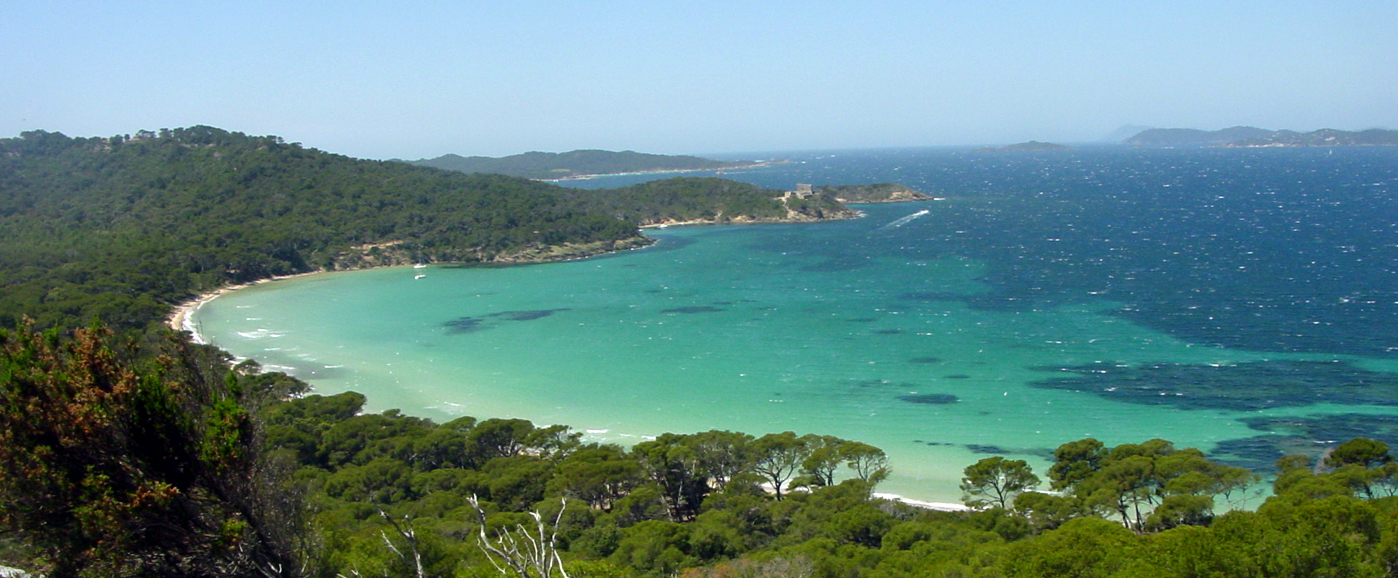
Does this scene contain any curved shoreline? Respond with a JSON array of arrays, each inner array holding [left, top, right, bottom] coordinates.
[[874, 493, 970, 512], [167, 271, 324, 339], [166, 210, 991, 506], [170, 206, 875, 336], [170, 273, 978, 509], [168, 213, 987, 507], [165, 236, 660, 337]]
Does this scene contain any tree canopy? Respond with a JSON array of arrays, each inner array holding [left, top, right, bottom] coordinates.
[[0, 128, 847, 332]]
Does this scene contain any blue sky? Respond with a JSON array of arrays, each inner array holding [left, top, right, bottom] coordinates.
[[3, 1, 1394, 159]]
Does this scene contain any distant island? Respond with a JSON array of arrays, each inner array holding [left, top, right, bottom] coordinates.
[[404, 149, 773, 180], [1126, 126, 1398, 147], [975, 141, 1071, 152]]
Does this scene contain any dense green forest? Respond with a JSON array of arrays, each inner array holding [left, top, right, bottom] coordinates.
[[406, 150, 759, 180], [2, 127, 1397, 577], [0, 128, 833, 331], [7, 328, 1398, 577]]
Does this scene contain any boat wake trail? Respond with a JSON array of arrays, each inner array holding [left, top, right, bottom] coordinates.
[[880, 209, 930, 230]]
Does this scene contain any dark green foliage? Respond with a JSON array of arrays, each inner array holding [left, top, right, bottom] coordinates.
[[0, 322, 305, 577], [0, 128, 860, 334], [1013, 491, 1083, 534], [258, 408, 904, 577], [232, 400, 1398, 578], [243, 408, 1128, 578], [633, 433, 717, 521], [1326, 438, 1394, 469], [261, 392, 367, 466], [1047, 437, 1106, 490], [559, 177, 782, 225], [750, 432, 809, 501], [1279, 438, 1398, 501], [1001, 517, 1137, 578], [960, 456, 1040, 510], [1044, 438, 1257, 533], [815, 183, 929, 203], [548, 445, 643, 511], [0, 127, 640, 330]]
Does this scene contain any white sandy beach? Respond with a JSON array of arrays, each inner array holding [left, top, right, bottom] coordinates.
[[874, 493, 971, 512], [166, 272, 322, 340]]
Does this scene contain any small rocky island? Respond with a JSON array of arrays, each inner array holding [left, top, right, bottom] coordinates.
[[976, 141, 1071, 152]]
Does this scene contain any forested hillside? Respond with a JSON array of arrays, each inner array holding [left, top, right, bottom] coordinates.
[[0, 127, 637, 329], [0, 128, 820, 330]]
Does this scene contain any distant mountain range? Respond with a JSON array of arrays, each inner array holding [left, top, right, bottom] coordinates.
[[403, 149, 763, 180], [1125, 127, 1398, 147]]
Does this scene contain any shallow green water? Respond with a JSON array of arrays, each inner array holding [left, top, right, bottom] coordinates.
[[192, 201, 1368, 502]]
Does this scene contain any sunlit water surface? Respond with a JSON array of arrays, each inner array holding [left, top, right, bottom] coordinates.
[[193, 146, 1398, 502]]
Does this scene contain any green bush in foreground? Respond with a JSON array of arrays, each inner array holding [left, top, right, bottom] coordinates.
[[0, 322, 307, 576]]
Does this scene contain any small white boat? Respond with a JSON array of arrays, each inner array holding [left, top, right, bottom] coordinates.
[[414, 274, 426, 280]]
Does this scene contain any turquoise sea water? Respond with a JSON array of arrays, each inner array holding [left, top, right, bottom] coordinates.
[[192, 146, 1398, 503]]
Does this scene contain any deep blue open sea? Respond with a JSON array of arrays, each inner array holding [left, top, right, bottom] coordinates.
[[193, 145, 1398, 502]]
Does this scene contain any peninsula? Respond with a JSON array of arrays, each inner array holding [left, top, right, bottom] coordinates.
[[817, 183, 932, 203], [559, 178, 861, 228]]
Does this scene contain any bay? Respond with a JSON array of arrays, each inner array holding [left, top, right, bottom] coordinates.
[[192, 146, 1398, 503]]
